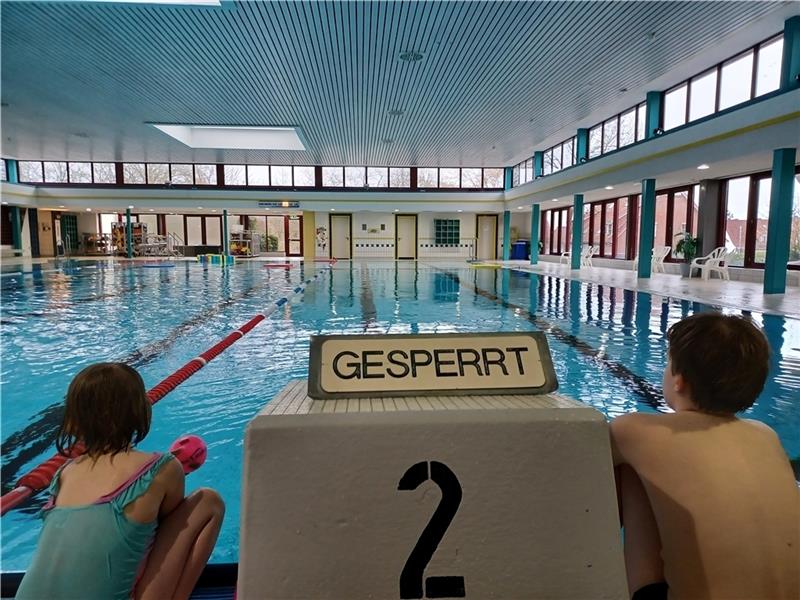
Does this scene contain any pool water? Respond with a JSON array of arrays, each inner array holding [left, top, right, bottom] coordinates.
[[2, 260, 798, 571]]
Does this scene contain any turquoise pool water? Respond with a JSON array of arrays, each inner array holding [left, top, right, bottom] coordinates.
[[2, 260, 798, 571]]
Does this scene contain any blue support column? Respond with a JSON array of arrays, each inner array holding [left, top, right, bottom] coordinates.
[[637, 179, 657, 278], [780, 16, 800, 91], [530, 204, 540, 264], [222, 208, 229, 256], [125, 208, 133, 259], [502, 210, 511, 260], [6, 159, 19, 183], [533, 151, 544, 178], [503, 167, 513, 190], [576, 129, 589, 162], [570, 194, 584, 270], [764, 148, 797, 294], [645, 92, 663, 139]]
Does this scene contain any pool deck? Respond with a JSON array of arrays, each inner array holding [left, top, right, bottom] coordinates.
[[496, 260, 800, 319]]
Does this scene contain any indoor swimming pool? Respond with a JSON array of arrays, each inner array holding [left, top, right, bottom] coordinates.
[[1, 260, 798, 570]]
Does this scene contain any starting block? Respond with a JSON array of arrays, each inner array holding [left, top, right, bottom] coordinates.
[[239, 333, 627, 599]]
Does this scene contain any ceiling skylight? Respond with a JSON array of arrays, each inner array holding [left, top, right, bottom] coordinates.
[[152, 125, 307, 151]]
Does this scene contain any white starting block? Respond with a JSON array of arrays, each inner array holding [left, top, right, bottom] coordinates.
[[239, 333, 627, 599]]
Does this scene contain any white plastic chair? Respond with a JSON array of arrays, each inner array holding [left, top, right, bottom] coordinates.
[[581, 245, 597, 267], [559, 250, 571, 264], [690, 247, 730, 280], [652, 246, 671, 273]]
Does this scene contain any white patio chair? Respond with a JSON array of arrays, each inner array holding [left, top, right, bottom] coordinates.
[[559, 249, 571, 264], [690, 247, 730, 280], [652, 246, 671, 273], [580, 245, 597, 267]]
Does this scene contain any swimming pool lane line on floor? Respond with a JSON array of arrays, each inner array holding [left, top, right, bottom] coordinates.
[[0, 268, 332, 514], [434, 267, 666, 412], [0, 268, 321, 495]]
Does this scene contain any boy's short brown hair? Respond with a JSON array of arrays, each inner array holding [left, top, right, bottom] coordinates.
[[667, 313, 770, 413], [56, 363, 151, 457]]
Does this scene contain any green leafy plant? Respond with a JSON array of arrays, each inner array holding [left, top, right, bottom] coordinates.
[[674, 232, 698, 263], [266, 234, 279, 252]]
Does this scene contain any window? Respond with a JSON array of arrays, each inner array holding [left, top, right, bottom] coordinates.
[[615, 198, 629, 259], [294, 166, 315, 186], [619, 109, 636, 147], [551, 148, 562, 173], [719, 51, 754, 110], [543, 151, 552, 176], [247, 165, 269, 186], [170, 164, 193, 185], [123, 163, 146, 184], [602, 117, 618, 153], [0, 160, 6, 181], [588, 126, 602, 158], [165, 214, 184, 242], [99, 213, 119, 235], [636, 103, 647, 141], [790, 174, 800, 269], [439, 168, 460, 188], [525, 159, 533, 182], [461, 168, 481, 188], [368, 167, 388, 187], [44, 162, 68, 183], [483, 168, 503, 188], [663, 84, 687, 130], [389, 167, 410, 188], [756, 37, 783, 96], [513, 165, 520, 187], [723, 176, 750, 267], [562, 139, 575, 168], [418, 168, 438, 187], [224, 165, 246, 185], [322, 167, 344, 187], [344, 167, 365, 187], [93, 163, 116, 184], [69, 162, 92, 183], [17, 160, 44, 183], [689, 69, 717, 121], [205, 217, 222, 246], [147, 163, 170, 184], [434, 219, 460, 245], [271, 165, 292, 186], [194, 164, 217, 185]]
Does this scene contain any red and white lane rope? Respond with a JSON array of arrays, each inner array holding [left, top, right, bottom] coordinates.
[[0, 267, 330, 516]]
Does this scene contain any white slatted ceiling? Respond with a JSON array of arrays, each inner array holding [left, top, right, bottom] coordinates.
[[0, 0, 787, 167]]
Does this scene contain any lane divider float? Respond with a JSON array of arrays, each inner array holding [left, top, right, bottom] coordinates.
[[0, 266, 330, 516]]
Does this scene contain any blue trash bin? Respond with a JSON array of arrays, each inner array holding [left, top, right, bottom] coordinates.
[[511, 240, 530, 260]]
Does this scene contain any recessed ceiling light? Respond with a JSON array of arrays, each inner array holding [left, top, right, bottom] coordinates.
[[399, 51, 423, 62], [149, 208, 155, 212], [152, 124, 306, 151], [517, 206, 524, 209], [197, 206, 203, 209], [1, 201, 7, 205], [264, 207, 270, 211], [211, 209, 217, 213], [697, 164, 710, 170], [394, 209, 399, 212], [330, 208, 336, 211], [58, 205, 65, 208], [128, 205, 134, 209], [85, 208, 92, 212], [457, 209, 463, 213], [605, 185, 614, 190], [387, 108, 404, 117], [552, 198, 559, 202]]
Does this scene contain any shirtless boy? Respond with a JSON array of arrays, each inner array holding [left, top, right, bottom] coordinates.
[[611, 313, 799, 600]]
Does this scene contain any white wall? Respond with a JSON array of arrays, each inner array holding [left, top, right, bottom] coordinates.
[[511, 211, 531, 241], [352, 211, 394, 258], [76, 212, 98, 235]]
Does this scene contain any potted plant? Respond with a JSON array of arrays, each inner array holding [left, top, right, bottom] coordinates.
[[674, 232, 698, 278]]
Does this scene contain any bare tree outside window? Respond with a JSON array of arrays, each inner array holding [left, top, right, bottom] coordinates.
[[367, 167, 388, 187], [389, 167, 410, 188], [224, 165, 246, 185], [194, 164, 217, 185], [123, 163, 146, 184], [146, 163, 170, 184], [461, 168, 481, 188], [44, 161, 68, 183], [170, 164, 193, 185], [69, 162, 92, 183]]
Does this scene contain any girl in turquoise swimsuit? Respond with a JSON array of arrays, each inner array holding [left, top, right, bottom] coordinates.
[[16, 363, 225, 600]]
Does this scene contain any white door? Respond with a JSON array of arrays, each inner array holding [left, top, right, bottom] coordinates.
[[396, 215, 416, 259], [476, 215, 497, 260], [330, 214, 351, 259]]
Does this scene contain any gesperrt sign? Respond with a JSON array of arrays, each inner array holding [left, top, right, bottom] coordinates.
[[307, 332, 557, 399]]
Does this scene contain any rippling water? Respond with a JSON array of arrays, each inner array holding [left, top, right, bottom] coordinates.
[[1, 260, 798, 570]]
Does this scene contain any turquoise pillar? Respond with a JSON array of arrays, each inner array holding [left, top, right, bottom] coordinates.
[[125, 208, 133, 259], [530, 204, 540, 264], [764, 148, 797, 294], [223, 208, 229, 256], [11, 206, 22, 254], [637, 179, 657, 278], [645, 92, 663, 139], [533, 151, 544, 178], [576, 129, 589, 162], [504, 167, 513, 190], [781, 16, 800, 91], [502, 210, 511, 260], [529, 273, 539, 315], [6, 159, 19, 183], [570, 194, 584, 270]]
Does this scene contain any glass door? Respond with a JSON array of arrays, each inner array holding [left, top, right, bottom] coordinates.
[[285, 215, 302, 256]]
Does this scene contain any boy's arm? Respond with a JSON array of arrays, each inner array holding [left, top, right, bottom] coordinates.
[[609, 413, 649, 467]]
